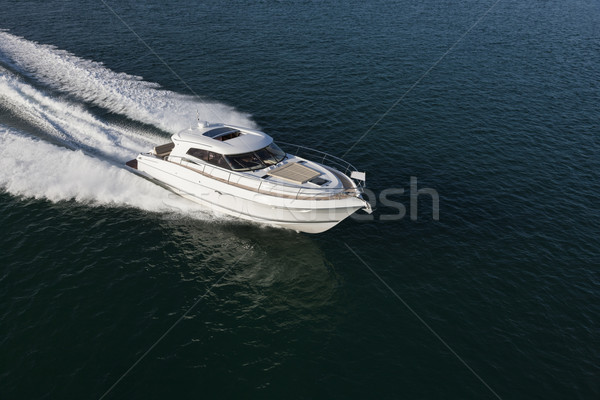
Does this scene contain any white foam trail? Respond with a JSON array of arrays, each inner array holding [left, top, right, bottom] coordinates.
[[0, 31, 253, 220], [0, 70, 157, 160], [0, 30, 256, 132], [0, 126, 213, 217]]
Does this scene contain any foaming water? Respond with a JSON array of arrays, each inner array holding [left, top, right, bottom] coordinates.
[[0, 68, 157, 160], [1, 1, 599, 399], [0, 31, 258, 218], [0, 126, 208, 214], [0, 30, 256, 133]]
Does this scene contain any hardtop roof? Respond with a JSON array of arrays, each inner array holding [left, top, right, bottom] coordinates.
[[172, 124, 273, 155]]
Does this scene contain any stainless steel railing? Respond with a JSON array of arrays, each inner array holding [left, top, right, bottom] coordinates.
[[277, 141, 366, 189]]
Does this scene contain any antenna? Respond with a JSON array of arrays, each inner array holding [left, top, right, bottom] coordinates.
[[196, 108, 206, 127]]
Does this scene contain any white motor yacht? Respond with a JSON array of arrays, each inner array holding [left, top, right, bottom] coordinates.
[[126, 123, 371, 233]]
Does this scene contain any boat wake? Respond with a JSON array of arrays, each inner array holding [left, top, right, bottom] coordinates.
[[0, 30, 256, 134], [0, 30, 255, 217], [0, 126, 178, 212]]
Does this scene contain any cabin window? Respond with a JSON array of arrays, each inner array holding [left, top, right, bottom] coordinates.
[[203, 127, 241, 141], [217, 130, 241, 141], [187, 148, 208, 161], [224, 143, 287, 172], [207, 151, 230, 169], [226, 152, 264, 171], [186, 142, 287, 172], [186, 148, 230, 169], [265, 143, 286, 162], [254, 143, 286, 166]]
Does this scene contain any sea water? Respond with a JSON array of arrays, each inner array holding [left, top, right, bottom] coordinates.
[[1, 1, 598, 398]]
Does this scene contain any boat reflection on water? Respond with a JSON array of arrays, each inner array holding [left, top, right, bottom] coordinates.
[[156, 210, 343, 323]]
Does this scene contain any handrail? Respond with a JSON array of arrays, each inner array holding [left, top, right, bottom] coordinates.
[[160, 141, 366, 200], [277, 141, 366, 189]]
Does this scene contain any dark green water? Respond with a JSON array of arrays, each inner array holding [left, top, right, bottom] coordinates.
[[1, 0, 599, 399]]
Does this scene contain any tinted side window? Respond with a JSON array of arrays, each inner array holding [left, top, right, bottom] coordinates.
[[186, 148, 208, 161], [208, 152, 230, 169]]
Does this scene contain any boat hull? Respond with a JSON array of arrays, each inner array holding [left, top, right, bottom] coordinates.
[[132, 154, 366, 233]]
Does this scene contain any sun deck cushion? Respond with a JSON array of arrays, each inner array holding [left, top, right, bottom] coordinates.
[[154, 142, 175, 156], [267, 162, 321, 184]]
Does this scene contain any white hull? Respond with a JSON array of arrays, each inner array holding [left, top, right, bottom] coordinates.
[[134, 155, 365, 233]]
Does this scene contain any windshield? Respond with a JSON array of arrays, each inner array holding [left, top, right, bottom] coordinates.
[[265, 143, 286, 162], [226, 152, 264, 171], [225, 143, 287, 171]]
